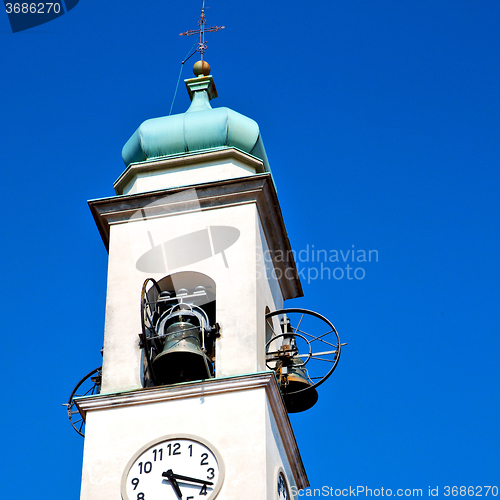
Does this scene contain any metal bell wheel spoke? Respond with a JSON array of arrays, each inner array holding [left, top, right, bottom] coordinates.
[[265, 308, 344, 413], [140, 278, 162, 385], [65, 366, 102, 437]]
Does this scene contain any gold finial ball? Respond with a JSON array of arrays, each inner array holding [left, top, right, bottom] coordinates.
[[193, 60, 211, 77]]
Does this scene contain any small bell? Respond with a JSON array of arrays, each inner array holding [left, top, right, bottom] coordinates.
[[279, 358, 318, 413]]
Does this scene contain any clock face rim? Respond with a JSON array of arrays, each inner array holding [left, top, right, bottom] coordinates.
[[120, 433, 225, 500], [276, 468, 291, 500]]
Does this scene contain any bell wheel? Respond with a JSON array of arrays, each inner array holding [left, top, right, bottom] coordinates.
[[65, 366, 102, 437], [265, 308, 343, 396]]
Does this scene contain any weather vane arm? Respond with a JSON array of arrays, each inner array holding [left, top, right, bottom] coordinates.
[[179, 3, 224, 61], [180, 26, 225, 37]]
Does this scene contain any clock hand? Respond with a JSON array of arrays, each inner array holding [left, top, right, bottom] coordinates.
[[163, 469, 183, 498], [162, 470, 214, 486]]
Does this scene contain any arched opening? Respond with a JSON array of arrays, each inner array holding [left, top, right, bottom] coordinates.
[[141, 272, 217, 387], [156, 272, 216, 327]]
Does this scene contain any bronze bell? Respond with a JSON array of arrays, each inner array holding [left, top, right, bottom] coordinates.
[[152, 313, 212, 386], [279, 357, 318, 413]]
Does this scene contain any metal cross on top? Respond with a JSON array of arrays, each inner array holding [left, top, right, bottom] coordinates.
[[180, 1, 225, 61]]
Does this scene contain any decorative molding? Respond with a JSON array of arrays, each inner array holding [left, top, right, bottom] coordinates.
[[88, 173, 303, 300], [114, 148, 266, 195], [75, 372, 309, 489]]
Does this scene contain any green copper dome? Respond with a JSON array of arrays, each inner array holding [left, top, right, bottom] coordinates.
[[122, 75, 270, 171]]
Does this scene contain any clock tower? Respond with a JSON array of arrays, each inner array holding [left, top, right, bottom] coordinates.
[[72, 60, 315, 499], [70, 21, 344, 497]]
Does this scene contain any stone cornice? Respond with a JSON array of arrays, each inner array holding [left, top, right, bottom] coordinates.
[[89, 173, 303, 300], [114, 148, 266, 196], [75, 372, 309, 489]]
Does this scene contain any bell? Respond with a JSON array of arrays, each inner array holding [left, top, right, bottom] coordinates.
[[152, 315, 212, 386], [279, 358, 318, 413]]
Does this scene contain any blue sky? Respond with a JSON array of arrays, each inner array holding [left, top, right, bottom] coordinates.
[[0, 0, 498, 497]]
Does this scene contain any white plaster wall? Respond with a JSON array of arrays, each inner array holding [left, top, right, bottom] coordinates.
[[101, 199, 284, 393], [265, 399, 298, 499], [80, 388, 269, 500], [255, 215, 284, 371], [102, 225, 145, 393], [122, 159, 256, 195]]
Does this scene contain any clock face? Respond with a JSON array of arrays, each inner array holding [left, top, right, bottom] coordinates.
[[277, 471, 290, 500], [121, 436, 224, 500]]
